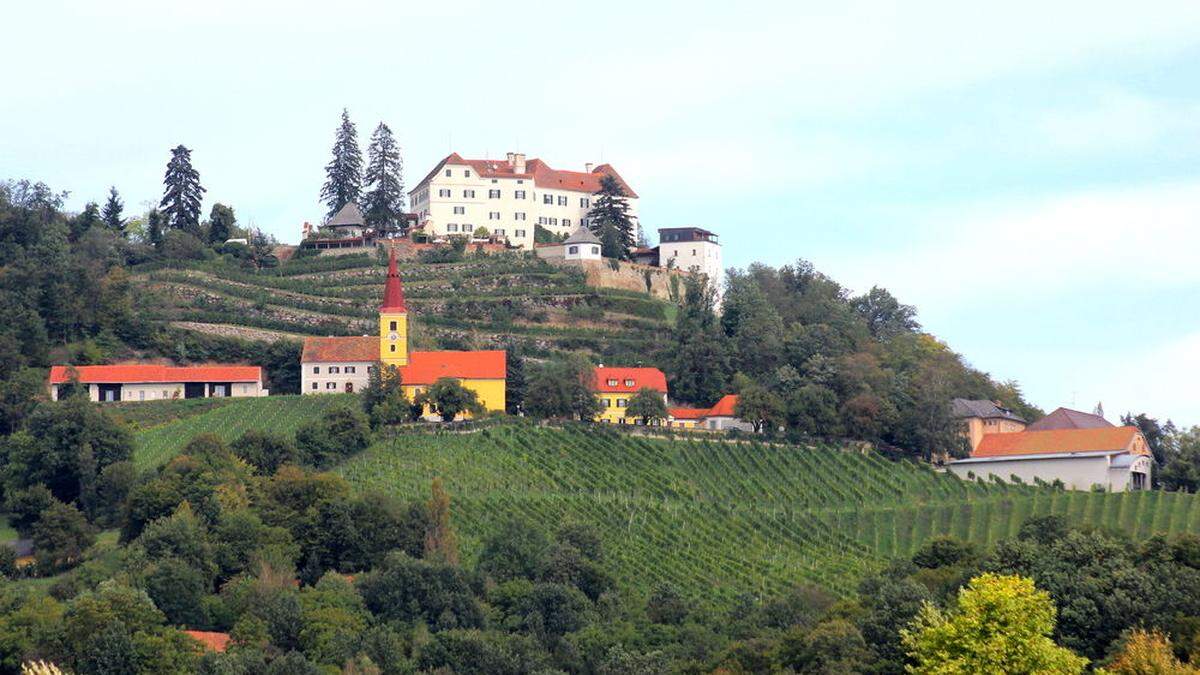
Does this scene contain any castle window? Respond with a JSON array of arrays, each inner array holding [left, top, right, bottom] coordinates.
[[447, 223, 458, 232], [563, 219, 571, 227], [463, 189, 475, 198], [515, 229, 526, 238], [464, 170, 471, 177], [557, 196, 567, 206], [591, 246, 600, 255], [326, 382, 336, 389], [489, 189, 500, 198], [515, 212, 526, 220], [311, 382, 318, 390], [515, 190, 526, 199], [580, 197, 589, 208], [329, 366, 340, 374], [569, 246, 579, 255], [543, 194, 553, 204], [312, 366, 319, 374], [444, 169, 451, 177], [453, 206, 465, 215], [345, 366, 356, 374]]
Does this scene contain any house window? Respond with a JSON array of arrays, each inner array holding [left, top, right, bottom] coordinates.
[[139, 390, 145, 401], [447, 223, 458, 232], [453, 206, 465, 215], [489, 189, 500, 198], [311, 382, 318, 390], [390, 321, 397, 330], [489, 211, 500, 220], [390, 345, 396, 352], [543, 194, 553, 204], [346, 366, 356, 374], [463, 189, 475, 198], [580, 198, 589, 208], [591, 246, 600, 255], [495, 229, 505, 236], [326, 382, 337, 389], [607, 378, 618, 387], [515, 190, 526, 199], [617, 399, 627, 408], [515, 213, 526, 220], [557, 196, 567, 206], [439, 189, 450, 197], [464, 170, 471, 177], [444, 169, 451, 177], [624, 379, 635, 387], [568, 246, 579, 254], [312, 366, 320, 374], [330, 366, 340, 374], [163, 390, 169, 398], [515, 229, 526, 237]]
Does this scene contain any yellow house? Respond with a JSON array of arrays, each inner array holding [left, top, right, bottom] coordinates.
[[593, 366, 667, 424], [300, 247, 505, 416]]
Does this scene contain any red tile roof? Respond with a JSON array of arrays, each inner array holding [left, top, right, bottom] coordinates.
[[381, 247, 406, 312], [668, 407, 709, 420], [184, 630, 230, 653], [414, 153, 638, 198], [301, 338, 505, 384], [302, 336, 378, 363], [973, 426, 1143, 458], [707, 394, 739, 417], [594, 367, 667, 393], [48, 365, 261, 385], [1026, 407, 1113, 431]]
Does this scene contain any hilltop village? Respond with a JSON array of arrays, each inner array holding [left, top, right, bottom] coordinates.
[[3, 110, 1200, 675]]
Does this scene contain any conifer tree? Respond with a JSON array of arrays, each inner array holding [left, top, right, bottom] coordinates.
[[159, 145, 205, 234], [586, 174, 635, 260], [320, 108, 364, 219], [362, 122, 406, 235], [424, 477, 459, 565], [146, 208, 165, 249], [100, 187, 125, 236]]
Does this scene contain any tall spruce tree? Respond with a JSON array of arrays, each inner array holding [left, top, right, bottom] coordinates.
[[361, 122, 406, 235], [320, 108, 364, 219], [668, 274, 730, 405], [586, 174, 635, 259], [159, 145, 205, 234], [100, 187, 125, 236]]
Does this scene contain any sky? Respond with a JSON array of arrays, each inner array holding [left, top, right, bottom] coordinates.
[[3, 0, 1199, 426]]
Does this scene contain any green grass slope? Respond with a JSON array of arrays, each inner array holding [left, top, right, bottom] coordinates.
[[133, 394, 354, 469], [335, 424, 1200, 599], [135, 252, 673, 363], [132, 402, 1200, 600]]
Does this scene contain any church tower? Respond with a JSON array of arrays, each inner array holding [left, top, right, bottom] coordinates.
[[379, 247, 408, 366]]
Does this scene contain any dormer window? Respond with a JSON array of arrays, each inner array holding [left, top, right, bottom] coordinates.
[[624, 379, 635, 387], [607, 378, 618, 387]]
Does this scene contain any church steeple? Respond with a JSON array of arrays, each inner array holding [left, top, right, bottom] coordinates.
[[379, 247, 408, 366]]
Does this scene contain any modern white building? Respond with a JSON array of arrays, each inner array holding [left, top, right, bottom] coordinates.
[[408, 152, 638, 250], [48, 365, 267, 402], [658, 227, 723, 303]]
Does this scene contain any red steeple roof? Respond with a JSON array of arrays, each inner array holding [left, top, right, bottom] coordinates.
[[381, 247, 406, 312]]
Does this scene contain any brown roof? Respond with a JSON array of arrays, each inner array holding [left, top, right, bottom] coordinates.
[[413, 153, 638, 198], [302, 336, 377, 363], [327, 202, 364, 227], [973, 426, 1143, 458], [1027, 407, 1113, 431]]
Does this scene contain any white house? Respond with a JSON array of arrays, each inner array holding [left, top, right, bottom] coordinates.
[[946, 425, 1152, 492], [408, 152, 638, 250], [657, 227, 723, 303]]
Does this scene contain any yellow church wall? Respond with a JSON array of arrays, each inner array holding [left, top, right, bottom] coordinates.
[[403, 378, 506, 419]]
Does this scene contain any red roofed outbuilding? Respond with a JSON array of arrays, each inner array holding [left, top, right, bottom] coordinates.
[[48, 364, 266, 402]]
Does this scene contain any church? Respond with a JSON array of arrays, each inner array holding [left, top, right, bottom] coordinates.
[[300, 248, 506, 416]]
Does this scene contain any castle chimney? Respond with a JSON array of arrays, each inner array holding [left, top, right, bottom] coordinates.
[[585, 162, 594, 173], [506, 152, 515, 164], [511, 153, 526, 174]]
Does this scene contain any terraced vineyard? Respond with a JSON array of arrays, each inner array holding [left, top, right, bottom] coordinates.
[[134, 251, 674, 363], [336, 424, 1200, 600], [133, 394, 355, 469]]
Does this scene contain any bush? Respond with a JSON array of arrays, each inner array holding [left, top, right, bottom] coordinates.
[[294, 407, 371, 468]]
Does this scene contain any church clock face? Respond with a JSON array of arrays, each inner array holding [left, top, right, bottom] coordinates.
[[388, 332, 399, 341]]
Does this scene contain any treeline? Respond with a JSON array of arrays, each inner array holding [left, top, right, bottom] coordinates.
[[661, 265, 1043, 459]]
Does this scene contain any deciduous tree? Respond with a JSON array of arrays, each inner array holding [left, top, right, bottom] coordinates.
[[626, 387, 667, 426]]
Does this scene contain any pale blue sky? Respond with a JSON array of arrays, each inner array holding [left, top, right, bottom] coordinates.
[[3, 1, 1199, 425]]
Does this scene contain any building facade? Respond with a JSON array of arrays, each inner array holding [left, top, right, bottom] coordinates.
[[951, 399, 1028, 452], [409, 152, 638, 250], [657, 227, 723, 303], [300, 248, 506, 417], [946, 424, 1153, 492], [668, 394, 756, 432], [48, 365, 267, 402]]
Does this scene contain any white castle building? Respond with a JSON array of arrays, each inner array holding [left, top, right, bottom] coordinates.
[[408, 152, 639, 250]]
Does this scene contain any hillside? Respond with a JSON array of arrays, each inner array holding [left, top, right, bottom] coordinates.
[[132, 251, 675, 372], [132, 399, 1200, 599]]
